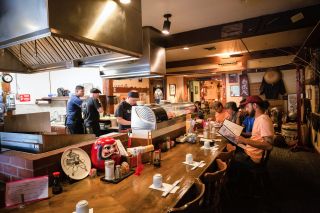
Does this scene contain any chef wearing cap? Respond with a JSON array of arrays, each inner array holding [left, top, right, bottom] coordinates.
[[83, 88, 104, 136], [115, 90, 139, 132]]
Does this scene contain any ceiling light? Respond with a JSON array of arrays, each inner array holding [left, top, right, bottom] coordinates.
[[183, 47, 189, 50], [120, 0, 131, 4], [162, 14, 172, 35]]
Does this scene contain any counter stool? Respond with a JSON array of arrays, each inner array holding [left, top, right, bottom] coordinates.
[[248, 149, 272, 197], [217, 144, 236, 166], [203, 159, 227, 213], [217, 144, 236, 201], [167, 178, 205, 213]]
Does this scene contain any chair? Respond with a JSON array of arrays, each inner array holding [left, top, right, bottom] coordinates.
[[202, 159, 227, 213], [248, 149, 272, 196], [167, 178, 205, 213], [217, 144, 236, 166], [216, 144, 236, 201]]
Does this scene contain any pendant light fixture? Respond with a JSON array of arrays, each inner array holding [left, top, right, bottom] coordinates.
[[162, 14, 172, 35]]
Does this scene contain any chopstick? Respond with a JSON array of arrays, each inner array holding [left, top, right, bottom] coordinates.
[[191, 161, 204, 170]]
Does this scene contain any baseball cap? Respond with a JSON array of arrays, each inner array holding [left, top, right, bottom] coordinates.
[[241, 96, 263, 106], [128, 91, 139, 98], [90, 88, 101, 94]]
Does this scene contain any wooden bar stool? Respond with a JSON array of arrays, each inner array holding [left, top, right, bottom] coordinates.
[[167, 178, 205, 213], [217, 144, 236, 166], [203, 159, 227, 213]]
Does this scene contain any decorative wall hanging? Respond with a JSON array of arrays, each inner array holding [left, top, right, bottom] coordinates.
[[260, 69, 286, 99], [239, 74, 249, 97], [228, 73, 238, 83], [169, 84, 176, 96], [230, 85, 240, 97]]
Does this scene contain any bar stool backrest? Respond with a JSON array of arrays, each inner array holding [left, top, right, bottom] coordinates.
[[167, 178, 205, 213]]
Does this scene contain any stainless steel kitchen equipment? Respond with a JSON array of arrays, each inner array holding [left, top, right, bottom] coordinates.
[[99, 27, 166, 79], [0, 0, 142, 73], [131, 103, 195, 140], [0, 132, 95, 153]]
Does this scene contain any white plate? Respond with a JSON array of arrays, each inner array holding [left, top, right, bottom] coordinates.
[[61, 147, 91, 180]]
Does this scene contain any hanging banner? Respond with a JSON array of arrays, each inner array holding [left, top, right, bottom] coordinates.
[[239, 74, 249, 97]]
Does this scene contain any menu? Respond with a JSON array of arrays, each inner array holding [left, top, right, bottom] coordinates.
[[218, 120, 246, 149], [6, 176, 48, 207]]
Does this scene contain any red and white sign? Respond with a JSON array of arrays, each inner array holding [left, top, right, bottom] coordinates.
[[19, 94, 31, 102]]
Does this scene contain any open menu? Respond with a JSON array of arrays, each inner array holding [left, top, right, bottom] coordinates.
[[218, 119, 246, 149]]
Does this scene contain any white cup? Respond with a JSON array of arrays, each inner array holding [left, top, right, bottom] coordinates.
[[186, 153, 193, 164], [204, 141, 211, 149], [153, 174, 163, 188], [76, 200, 89, 213]]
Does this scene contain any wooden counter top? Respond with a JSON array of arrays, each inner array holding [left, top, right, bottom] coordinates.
[[3, 140, 226, 213]]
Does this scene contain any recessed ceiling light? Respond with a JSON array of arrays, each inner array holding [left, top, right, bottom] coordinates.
[[120, 0, 131, 4], [183, 47, 189, 50]]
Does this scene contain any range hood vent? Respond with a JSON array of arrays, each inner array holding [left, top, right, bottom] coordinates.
[[100, 27, 166, 79], [0, 0, 142, 73]]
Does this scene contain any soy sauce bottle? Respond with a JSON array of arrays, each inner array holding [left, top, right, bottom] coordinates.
[[52, 172, 63, 195]]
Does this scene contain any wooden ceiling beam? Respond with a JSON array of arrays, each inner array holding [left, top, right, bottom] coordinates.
[[167, 46, 298, 69], [163, 4, 320, 49]]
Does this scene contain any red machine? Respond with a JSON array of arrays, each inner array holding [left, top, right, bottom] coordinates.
[[91, 137, 121, 170]]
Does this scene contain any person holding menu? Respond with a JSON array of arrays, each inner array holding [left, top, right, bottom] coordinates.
[[234, 96, 274, 166]]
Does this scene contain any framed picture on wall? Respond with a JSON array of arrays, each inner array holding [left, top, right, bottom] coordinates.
[[228, 74, 238, 83], [169, 84, 176, 96], [194, 86, 198, 94], [230, 85, 240, 97], [288, 94, 297, 113]]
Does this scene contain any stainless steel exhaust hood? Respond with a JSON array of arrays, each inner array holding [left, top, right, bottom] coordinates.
[[99, 26, 166, 79], [0, 0, 142, 73]]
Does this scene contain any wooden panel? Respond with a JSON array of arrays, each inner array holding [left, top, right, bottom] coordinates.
[[4, 112, 51, 133], [2, 141, 226, 213]]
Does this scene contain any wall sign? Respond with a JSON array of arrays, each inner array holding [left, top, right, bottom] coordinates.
[[19, 94, 31, 102], [240, 74, 249, 97]]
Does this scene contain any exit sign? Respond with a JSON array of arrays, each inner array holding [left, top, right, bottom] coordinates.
[[19, 94, 31, 102]]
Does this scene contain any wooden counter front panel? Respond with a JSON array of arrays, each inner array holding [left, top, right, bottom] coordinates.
[[3, 141, 226, 213]]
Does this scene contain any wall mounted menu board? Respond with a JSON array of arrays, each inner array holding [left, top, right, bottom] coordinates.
[[6, 176, 48, 207]]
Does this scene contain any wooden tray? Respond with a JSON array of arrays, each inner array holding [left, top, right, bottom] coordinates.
[[100, 170, 135, 184]]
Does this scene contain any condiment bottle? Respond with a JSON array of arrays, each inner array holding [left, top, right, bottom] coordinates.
[[52, 172, 63, 195], [153, 150, 161, 168], [115, 165, 121, 179], [105, 160, 115, 180]]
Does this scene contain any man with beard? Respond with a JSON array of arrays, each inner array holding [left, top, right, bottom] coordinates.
[[234, 96, 274, 166], [237, 99, 255, 138]]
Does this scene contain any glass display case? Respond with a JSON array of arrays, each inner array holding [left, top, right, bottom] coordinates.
[[159, 102, 195, 118]]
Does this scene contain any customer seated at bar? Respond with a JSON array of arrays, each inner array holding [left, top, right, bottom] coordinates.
[[212, 101, 229, 123], [225, 101, 239, 123], [234, 96, 274, 166], [239, 99, 255, 138], [194, 101, 205, 119]]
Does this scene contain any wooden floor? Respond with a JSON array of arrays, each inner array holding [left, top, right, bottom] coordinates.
[[221, 146, 320, 213]]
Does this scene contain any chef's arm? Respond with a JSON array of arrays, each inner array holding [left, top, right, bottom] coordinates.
[[98, 107, 104, 113], [116, 117, 131, 126]]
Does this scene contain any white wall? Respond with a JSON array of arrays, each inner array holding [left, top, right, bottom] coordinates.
[[167, 76, 184, 103], [10, 67, 102, 115]]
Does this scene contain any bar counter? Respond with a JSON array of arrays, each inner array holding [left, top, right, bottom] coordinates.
[[3, 140, 226, 213]]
